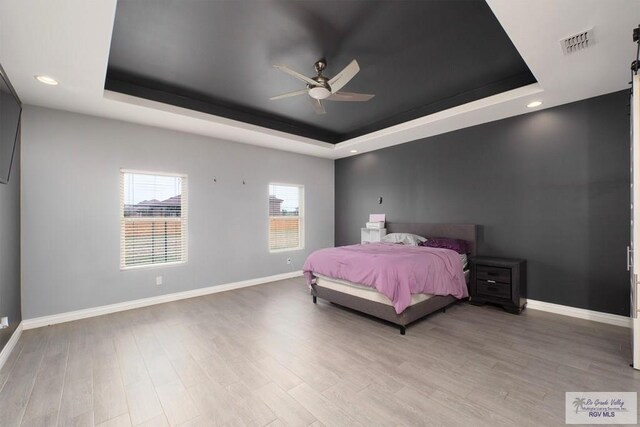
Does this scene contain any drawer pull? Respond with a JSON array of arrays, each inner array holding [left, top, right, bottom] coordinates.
[[487, 280, 496, 283]]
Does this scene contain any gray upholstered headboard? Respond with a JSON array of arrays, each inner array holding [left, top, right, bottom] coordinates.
[[386, 223, 478, 256]]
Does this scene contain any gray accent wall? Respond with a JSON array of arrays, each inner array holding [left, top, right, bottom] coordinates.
[[0, 126, 21, 352], [21, 106, 334, 319], [335, 90, 630, 316]]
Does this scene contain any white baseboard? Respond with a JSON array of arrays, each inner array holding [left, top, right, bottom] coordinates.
[[21, 273, 628, 331], [0, 321, 24, 370], [526, 299, 631, 328], [23, 271, 303, 330]]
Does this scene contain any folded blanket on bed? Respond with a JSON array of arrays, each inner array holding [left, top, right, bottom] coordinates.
[[303, 243, 468, 314]]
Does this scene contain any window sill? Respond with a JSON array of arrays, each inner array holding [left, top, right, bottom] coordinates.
[[269, 247, 304, 254], [120, 260, 187, 271]]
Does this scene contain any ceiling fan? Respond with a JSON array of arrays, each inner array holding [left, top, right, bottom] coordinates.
[[270, 58, 374, 114]]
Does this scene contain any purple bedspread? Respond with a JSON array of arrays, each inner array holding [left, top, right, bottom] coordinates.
[[303, 243, 468, 314]]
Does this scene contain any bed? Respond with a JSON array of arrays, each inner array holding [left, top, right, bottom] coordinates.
[[304, 223, 477, 334]]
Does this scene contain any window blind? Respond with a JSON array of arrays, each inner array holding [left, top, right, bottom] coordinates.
[[269, 184, 304, 252], [120, 171, 188, 268]]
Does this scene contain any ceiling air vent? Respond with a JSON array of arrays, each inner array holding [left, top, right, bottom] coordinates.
[[560, 29, 594, 55]]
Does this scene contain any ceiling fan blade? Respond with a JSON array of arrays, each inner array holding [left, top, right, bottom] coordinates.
[[273, 65, 320, 86], [270, 89, 309, 100], [327, 92, 375, 102], [309, 98, 326, 115], [328, 59, 360, 93]]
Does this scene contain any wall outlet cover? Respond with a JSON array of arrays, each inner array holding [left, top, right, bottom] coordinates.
[[156, 276, 163, 285]]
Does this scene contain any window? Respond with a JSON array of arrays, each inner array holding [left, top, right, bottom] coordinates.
[[120, 170, 187, 269], [269, 184, 304, 252]]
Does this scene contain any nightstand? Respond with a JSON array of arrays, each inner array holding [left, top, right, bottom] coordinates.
[[361, 228, 386, 244], [470, 256, 526, 314]]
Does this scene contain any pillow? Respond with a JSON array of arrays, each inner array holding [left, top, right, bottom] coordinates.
[[460, 253, 468, 268], [419, 237, 469, 254], [382, 233, 427, 246]]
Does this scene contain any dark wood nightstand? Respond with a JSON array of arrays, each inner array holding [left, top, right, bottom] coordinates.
[[469, 256, 526, 314]]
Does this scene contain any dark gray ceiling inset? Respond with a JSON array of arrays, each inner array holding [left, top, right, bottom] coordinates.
[[106, 0, 536, 144]]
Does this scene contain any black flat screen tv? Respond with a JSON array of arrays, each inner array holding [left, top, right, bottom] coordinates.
[[0, 63, 21, 184]]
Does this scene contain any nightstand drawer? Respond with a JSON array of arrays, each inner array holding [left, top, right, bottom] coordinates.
[[476, 265, 511, 284], [476, 279, 511, 299]]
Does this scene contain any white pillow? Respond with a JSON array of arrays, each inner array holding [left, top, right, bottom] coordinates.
[[382, 233, 427, 246]]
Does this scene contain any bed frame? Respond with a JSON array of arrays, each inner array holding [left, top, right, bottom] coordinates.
[[311, 223, 478, 334]]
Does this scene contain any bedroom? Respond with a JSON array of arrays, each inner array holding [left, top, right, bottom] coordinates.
[[1, 0, 639, 426]]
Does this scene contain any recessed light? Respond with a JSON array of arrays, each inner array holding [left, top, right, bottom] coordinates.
[[350, 149, 358, 153], [527, 101, 542, 108], [34, 75, 58, 85]]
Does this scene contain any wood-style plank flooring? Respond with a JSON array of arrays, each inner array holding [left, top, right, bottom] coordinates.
[[0, 277, 638, 426]]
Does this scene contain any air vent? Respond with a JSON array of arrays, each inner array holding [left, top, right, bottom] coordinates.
[[560, 29, 594, 55]]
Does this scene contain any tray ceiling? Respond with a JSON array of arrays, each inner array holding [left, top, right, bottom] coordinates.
[[106, 0, 536, 144]]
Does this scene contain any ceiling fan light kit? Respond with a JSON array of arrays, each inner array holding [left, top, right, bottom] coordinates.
[[271, 58, 374, 114], [309, 86, 331, 100]]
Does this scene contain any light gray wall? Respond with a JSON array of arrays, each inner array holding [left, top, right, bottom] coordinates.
[[0, 125, 20, 352], [21, 106, 334, 319]]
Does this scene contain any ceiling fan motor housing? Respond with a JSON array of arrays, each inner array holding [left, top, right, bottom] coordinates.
[[308, 73, 331, 99]]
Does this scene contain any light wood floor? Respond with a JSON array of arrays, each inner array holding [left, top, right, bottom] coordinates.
[[0, 277, 638, 427]]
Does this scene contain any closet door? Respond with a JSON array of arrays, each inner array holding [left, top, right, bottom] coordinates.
[[632, 73, 640, 370]]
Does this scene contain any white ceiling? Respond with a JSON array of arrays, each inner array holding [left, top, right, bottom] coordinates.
[[0, 0, 637, 159]]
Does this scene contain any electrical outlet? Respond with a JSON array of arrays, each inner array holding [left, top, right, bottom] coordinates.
[[0, 317, 8, 329], [156, 276, 163, 286], [286, 257, 292, 265]]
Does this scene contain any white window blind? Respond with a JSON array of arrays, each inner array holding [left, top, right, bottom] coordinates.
[[269, 184, 304, 252], [120, 171, 188, 269]]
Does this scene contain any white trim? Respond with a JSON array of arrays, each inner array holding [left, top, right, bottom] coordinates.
[[120, 168, 188, 178], [634, 318, 639, 370], [22, 271, 303, 330], [0, 321, 23, 370], [120, 260, 187, 272], [526, 299, 631, 328]]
